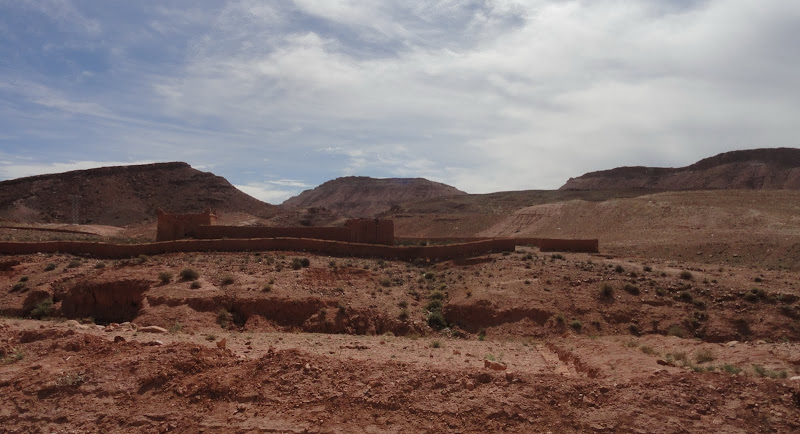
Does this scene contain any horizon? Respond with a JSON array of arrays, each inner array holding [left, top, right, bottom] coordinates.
[[2, 1, 800, 202]]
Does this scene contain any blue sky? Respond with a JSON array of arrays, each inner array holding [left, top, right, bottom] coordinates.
[[1, 1, 798, 203]]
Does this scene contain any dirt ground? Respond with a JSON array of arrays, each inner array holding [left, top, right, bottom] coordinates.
[[2, 244, 800, 433]]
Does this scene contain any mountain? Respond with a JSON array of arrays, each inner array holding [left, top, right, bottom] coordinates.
[[0, 162, 276, 225], [560, 148, 800, 191], [282, 176, 467, 218]]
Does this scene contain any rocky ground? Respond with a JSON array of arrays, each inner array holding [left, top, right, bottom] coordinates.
[[1, 245, 800, 433]]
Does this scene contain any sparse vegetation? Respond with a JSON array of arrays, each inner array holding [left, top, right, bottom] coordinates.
[[694, 348, 715, 364], [599, 284, 614, 299], [640, 345, 658, 356], [427, 310, 446, 329], [29, 298, 53, 319], [158, 271, 173, 284], [623, 283, 640, 295], [752, 364, 787, 379], [168, 322, 182, 333], [216, 309, 232, 329], [190, 281, 201, 289], [679, 270, 693, 280], [261, 283, 272, 292], [55, 372, 86, 387], [430, 340, 441, 348], [570, 320, 582, 332], [722, 364, 742, 375], [220, 274, 235, 286], [67, 260, 81, 268], [11, 282, 26, 292], [429, 290, 445, 301], [667, 325, 686, 338], [180, 268, 199, 281], [1, 348, 24, 364], [44, 263, 57, 271], [614, 265, 625, 273]]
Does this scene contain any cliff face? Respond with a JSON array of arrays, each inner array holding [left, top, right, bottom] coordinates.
[[282, 176, 466, 218], [560, 148, 800, 191], [0, 162, 276, 225]]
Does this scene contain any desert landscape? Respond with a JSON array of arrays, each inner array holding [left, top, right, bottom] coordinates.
[[0, 148, 798, 432]]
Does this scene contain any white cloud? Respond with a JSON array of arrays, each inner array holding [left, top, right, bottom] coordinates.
[[234, 183, 299, 204], [2, 0, 800, 194]]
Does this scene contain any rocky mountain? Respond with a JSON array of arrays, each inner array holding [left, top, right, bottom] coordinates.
[[282, 176, 466, 218], [560, 148, 800, 191], [0, 162, 276, 225]]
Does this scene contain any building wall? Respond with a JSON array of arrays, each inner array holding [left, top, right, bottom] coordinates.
[[195, 225, 350, 241], [345, 219, 394, 245], [156, 209, 217, 241]]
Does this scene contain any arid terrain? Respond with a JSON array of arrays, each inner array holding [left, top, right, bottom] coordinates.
[[1, 148, 800, 432]]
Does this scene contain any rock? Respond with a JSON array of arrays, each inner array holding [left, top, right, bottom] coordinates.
[[113, 336, 126, 343], [484, 359, 507, 371], [465, 380, 476, 391], [789, 376, 800, 381], [453, 350, 461, 355], [138, 326, 168, 334], [64, 320, 80, 327], [304, 363, 311, 371], [216, 338, 227, 349], [726, 341, 739, 347], [146, 340, 163, 346], [76, 324, 90, 330], [657, 359, 670, 366], [505, 371, 514, 382], [104, 326, 114, 332]]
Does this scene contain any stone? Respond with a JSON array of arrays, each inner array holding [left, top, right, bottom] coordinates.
[[64, 320, 80, 327], [465, 380, 476, 391], [138, 326, 168, 334], [505, 371, 515, 382], [726, 341, 739, 347], [113, 336, 126, 343], [477, 373, 492, 384], [789, 376, 800, 381], [484, 359, 507, 371], [216, 338, 227, 349]]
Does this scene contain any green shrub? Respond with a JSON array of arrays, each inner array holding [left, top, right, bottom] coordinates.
[[19, 276, 29, 282], [300, 257, 310, 267], [398, 300, 408, 309], [667, 325, 686, 338], [744, 288, 766, 302], [695, 348, 715, 364], [44, 263, 57, 271], [640, 345, 657, 355], [678, 291, 693, 303], [623, 283, 640, 295], [94, 262, 106, 269], [628, 324, 640, 336], [570, 320, 583, 332], [752, 364, 787, 379], [600, 284, 614, 299], [30, 298, 54, 320], [158, 271, 173, 284], [216, 309, 232, 329], [478, 329, 487, 341], [398, 309, 409, 320], [380, 278, 392, 287], [722, 364, 742, 375], [261, 284, 272, 292], [679, 271, 693, 280], [426, 299, 443, 311], [430, 340, 441, 348], [67, 260, 81, 269], [180, 268, 199, 281], [430, 290, 445, 301], [190, 281, 201, 289], [220, 274, 235, 286], [427, 311, 446, 329], [423, 272, 435, 280], [11, 282, 26, 292], [291, 258, 303, 270]]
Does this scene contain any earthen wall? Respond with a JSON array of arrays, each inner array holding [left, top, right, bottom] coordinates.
[[195, 226, 350, 241], [156, 209, 217, 241]]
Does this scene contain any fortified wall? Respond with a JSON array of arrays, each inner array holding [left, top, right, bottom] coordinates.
[[156, 211, 395, 246], [156, 209, 217, 241]]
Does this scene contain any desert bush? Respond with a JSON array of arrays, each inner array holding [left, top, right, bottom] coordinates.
[[423, 272, 435, 280], [430, 340, 441, 348], [427, 310, 446, 329], [190, 281, 201, 289], [380, 278, 392, 287], [55, 372, 85, 387], [158, 271, 173, 284], [398, 309, 409, 320], [570, 320, 583, 332], [168, 322, 182, 333], [300, 257, 310, 267], [291, 258, 303, 270], [614, 265, 625, 273], [599, 284, 614, 299], [744, 288, 766, 302], [426, 299, 443, 311], [623, 283, 640, 295], [11, 282, 26, 292], [19, 276, 28, 282], [1, 348, 24, 364], [555, 313, 565, 325], [67, 260, 81, 269], [677, 291, 693, 303], [94, 262, 106, 269], [220, 274, 235, 286], [667, 325, 686, 338], [643, 265, 652, 272], [261, 284, 272, 292], [640, 345, 658, 356], [628, 324, 640, 336], [398, 300, 408, 309], [180, 268, 199, 281], [679, 271, 693, 280], [430, 290, 445, 301], [216, 309, 232, 329], [478, 329, 487, 341], [752, 364, 787, 379], [694, 348, 715, 364], [722, 364, 742, 374], [44, 263, 57, 271], [30, 298, 54, 320]]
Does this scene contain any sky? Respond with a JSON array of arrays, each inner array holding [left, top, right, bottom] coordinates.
[[1, 0, 799, 203]]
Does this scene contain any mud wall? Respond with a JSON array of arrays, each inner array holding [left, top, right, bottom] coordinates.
[[156, 209, 217, 241], [395, 237, 599, 253], [345, 219, 394, 245], [0, 238, 517, 261], [195, 226, 350, 242]]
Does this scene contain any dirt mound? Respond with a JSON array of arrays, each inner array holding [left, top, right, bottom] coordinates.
[[0, 162, 277, 225], [560, 147, 800, 191], [56, 279, 150, 323], [282, 176, 466, 217]]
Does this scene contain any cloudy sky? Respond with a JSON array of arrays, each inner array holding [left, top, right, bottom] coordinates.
[[1, 1, 798, 203]]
